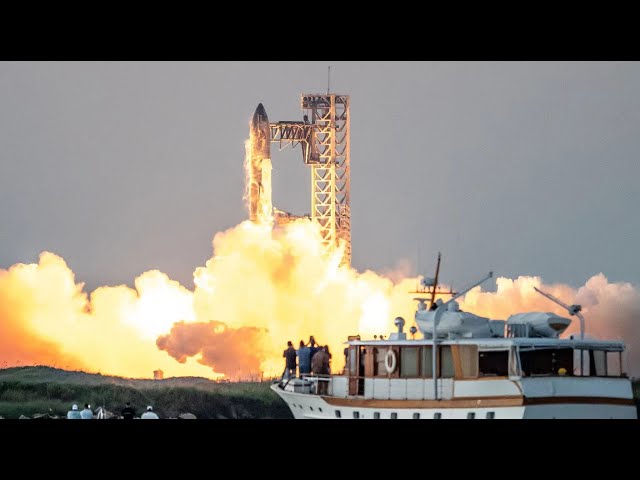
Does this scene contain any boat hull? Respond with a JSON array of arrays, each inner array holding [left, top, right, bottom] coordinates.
[[271, 383, 638, 419]]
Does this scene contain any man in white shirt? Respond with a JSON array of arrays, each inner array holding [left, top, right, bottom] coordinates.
[[141, 406, 160, 419], [66, 404, 82, 419], [80, 404, 93, 419]]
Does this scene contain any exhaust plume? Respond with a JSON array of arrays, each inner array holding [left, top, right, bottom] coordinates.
[[157, 321, 268, 378]]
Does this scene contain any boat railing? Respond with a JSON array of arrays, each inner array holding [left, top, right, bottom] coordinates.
[[299, 374, 332, 394]]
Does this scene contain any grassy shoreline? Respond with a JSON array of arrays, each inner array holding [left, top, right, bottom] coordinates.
[[0, 367, 292, 419]]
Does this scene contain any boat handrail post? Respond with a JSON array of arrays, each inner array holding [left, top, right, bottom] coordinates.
[[432, 271, 493, 400]]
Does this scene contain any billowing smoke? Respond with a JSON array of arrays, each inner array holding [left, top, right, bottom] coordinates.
[[0, 252, 216, 379], [0, 253, 84, 369], [0, 221, 416, 379], [2, 233, 640, 378], [188, 220, 418, 376], [157, 321, 268, 379]]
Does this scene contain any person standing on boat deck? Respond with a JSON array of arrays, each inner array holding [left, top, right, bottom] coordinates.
[[80, 403, 93, 419], [67, 404, 82, 419], [283, 341, 297, 379], [312, 347, 331, 394], [307, 336, 319, 361], [297, 340, 312, 376], [343, 347, 349, 373], [311, 346, 330, 375]]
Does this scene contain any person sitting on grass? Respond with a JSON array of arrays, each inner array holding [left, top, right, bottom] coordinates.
[[80, 403, 93, 419], [66, 404, 82, 419], [121, 402, 136, 420], [141, 405, 160, 419]]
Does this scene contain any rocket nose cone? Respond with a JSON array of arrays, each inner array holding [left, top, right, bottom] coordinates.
[[252, 103, 269, 126]]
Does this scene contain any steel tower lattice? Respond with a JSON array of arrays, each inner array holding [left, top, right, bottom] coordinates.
[[301, 94, 350, 265], [264, 94, 351, 266]]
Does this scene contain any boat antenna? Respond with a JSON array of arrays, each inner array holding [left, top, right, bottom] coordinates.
[[430, 252, 442, 308], [533, 286, 584, 340], [410, 252, 456, 307]]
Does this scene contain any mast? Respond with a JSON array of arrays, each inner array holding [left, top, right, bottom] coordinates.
[[410, 252, 456, 308], [430, 252, 442, 308]]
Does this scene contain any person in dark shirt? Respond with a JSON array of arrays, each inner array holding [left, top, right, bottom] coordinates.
[[121, 402, 136, 420], [283, 341, 297, 379], [308, 335, 319, 362]]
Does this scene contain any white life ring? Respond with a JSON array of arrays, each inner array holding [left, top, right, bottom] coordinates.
[[385, 349, 397, 374]]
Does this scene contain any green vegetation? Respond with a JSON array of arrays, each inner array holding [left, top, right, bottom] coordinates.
[[0, 367, 292, 419]]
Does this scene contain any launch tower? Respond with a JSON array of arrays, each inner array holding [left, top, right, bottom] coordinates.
[[252, 94, 351, 265]]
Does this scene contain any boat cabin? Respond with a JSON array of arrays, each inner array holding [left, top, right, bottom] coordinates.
[[343, 337, 625, 397]]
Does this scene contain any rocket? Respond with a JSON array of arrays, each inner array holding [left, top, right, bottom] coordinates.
[[249, 103, 272, 223]]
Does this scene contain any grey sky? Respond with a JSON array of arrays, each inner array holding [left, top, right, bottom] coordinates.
[[1, 61, 639, 291]]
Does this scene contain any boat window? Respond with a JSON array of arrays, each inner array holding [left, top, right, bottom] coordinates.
[[440, 346, 455, 378], [421, 346, 454, 378], [433, 412, 442, 419], [519, 348, 573, 377], [508, 347, 521, 376], [592, 350, 606, 376], [421, 346, 433, 378], [391, 412, 398, 419], [413, 413, 420, 419], [458, 345, 479, 378], [401, 347, 420, 377], [335, 410, 341, 418], [374, 412, 380, 419], [467, 412, 475, 419], [574, 349, 589, 375], [486, 412, 495, 419], [606, 352, 622, 376], [479, 350, 509, 377], [374, 348, 386, 376], [353, 411, 360, 419], [575, 349, 623, 377]]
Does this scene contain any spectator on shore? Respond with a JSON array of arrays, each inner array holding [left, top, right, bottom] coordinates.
[[121, 402, 136, 420], [80, 404, 93, 419], [141, 406, 160, 419], [67, 404, 82, 419], [297, 340, 312, 376], [283, 341, 297, 379]]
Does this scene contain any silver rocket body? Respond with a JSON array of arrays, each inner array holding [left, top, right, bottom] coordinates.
[[249, 103, 271, 222]]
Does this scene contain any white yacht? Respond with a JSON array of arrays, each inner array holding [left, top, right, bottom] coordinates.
[[272, 259, 637, 419]]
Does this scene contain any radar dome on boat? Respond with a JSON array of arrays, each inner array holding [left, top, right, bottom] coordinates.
[[506, 312, 571, 338]]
